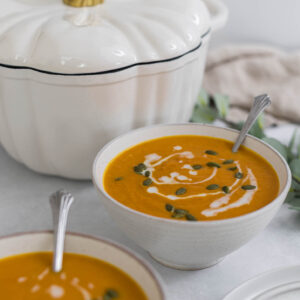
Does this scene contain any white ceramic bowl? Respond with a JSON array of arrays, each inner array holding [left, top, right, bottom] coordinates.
[[0, 231, 165, 300], [93, 123, 291, 270], [0, 0, 227, 180]]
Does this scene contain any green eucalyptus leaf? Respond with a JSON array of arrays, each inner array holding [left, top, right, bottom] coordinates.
[[249, 119, 265, 138], [191, 105, 218, 124], [288, 129, 297, 151], [285, 191, 296, 203], [288, 129, 298, 162], [291, 176, 300, 191], [232, 121, 244, 131], [290, 159, 300, 182], [290, 206, 300, 211], [257, 113, 264, 129], [247, 114, 265, 138], [197, 89, 209, 107], [214, 93, 229, 118], [262, 137, 288, 160], [287, 195, 300, 211]]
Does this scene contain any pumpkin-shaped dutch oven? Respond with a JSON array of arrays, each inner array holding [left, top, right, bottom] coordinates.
[[0, 0, 227, 179]]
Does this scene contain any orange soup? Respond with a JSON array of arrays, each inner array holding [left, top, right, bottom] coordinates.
[[0, 252, 147, 300], [104, 136, 279, 221]]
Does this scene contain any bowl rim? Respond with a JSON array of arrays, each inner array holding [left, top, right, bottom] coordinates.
[[93, 123, 292, 226], [0, 230, 166, 300]]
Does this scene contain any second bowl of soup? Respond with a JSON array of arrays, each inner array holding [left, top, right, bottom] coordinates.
[[0, 232, 165, 300], [93, 124, 291, 270]]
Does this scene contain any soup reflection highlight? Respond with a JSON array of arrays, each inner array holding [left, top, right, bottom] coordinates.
[[0, 252, 147, 300], [104, 136, 279, 221]]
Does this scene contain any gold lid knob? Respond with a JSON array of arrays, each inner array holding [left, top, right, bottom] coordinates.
[[63, 0, 104, 7]]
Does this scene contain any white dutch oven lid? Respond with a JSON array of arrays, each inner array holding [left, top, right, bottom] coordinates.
[[0, 0, 217, 75]]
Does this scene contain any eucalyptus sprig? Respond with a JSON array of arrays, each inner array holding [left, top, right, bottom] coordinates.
[[191, 90, 300, 211]]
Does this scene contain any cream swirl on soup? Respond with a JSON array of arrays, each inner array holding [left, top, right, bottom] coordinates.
[[139, 147, 258, 217]]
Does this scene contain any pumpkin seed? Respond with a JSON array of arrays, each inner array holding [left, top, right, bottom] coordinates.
[[103, 289, 119, 300], [133, 163, 146, 174], [143, 178, 152, 186], [235, 172, 244, 179], [165, 203, 174, 212], [144, 170, 150, 177], [186, 214, 197, 221], [192, 164, 202, 170], [223, 159, 234, 164], [172, 211, 186, 219], [222, 186, 230, 194], [206, 184, 220, 190], [206, 162, 221, 168], [227, 166, 238, 171], [174, 208, 188, 215], [205, 150, 218, 155], [242, 185, 256, 190], [114, 177, 123, 182], [175, 187, 187, 195]]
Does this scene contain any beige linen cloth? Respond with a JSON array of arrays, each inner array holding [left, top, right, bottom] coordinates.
[[203, 45, 300, 125]]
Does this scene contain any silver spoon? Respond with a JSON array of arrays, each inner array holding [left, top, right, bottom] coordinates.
[[50, 190, 74, 273], [232, 94, 271, 152]]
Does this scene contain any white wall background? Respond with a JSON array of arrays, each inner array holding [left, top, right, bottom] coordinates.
[[211, 0, 300, 50]]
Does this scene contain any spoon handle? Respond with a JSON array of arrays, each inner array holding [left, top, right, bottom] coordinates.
[[50, 190, 74, 273], [232, 94, 271, 153]]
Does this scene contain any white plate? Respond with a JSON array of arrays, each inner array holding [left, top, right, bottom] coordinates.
[[224, 265, 300, 300]]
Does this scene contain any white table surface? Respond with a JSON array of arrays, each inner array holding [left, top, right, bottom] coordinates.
[[0, 124, 299, 300]]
